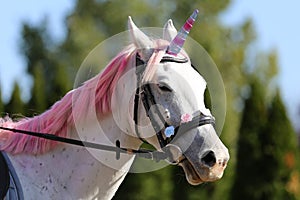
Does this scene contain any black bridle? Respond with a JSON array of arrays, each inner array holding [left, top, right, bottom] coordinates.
[[133, 54, 216, 149], [0, 53, 215, 162]]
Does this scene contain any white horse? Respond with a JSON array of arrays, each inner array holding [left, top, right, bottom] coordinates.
[[0, 10, 229, 199]]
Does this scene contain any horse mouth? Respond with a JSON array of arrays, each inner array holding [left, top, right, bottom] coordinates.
[[179, 158, 203, 185], [179, 156, 224, 185]]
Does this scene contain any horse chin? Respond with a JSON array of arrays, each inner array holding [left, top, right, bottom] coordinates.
[[179, 159, 203, 185]]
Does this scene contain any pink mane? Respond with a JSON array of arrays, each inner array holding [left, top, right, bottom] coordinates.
[[0, 40, 169, 154]]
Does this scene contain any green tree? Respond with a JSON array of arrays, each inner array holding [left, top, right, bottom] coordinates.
[[231, 78, 300, 199], [5, 82, 25, 118], [28, 64, 47, 113], [115, 166, 173, 200], [231, 77, 267, 200], [21, 22, 71, 115], [262, 91, 299, 199]]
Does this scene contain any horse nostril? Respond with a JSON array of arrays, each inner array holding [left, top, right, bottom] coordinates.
[[201, 151, 216, 167]]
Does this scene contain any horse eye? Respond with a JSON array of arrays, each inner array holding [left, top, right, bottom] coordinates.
[[157, 83, 173, 92]]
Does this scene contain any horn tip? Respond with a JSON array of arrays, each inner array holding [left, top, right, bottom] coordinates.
[[192, 9, 199, 19]]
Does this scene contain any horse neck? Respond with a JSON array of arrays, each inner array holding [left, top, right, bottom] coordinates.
[[8, 112, 142, 199]]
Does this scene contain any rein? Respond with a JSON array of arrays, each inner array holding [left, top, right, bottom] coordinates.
[[0, 126, 167, 161], [0, 53, 215, 163], [0, 111, 214, 162]]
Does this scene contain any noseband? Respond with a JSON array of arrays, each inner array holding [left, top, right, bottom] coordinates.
[[133, 53, 216, 149]]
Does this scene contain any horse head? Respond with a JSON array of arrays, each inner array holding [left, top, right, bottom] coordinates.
[[119, 10, 230, 185]]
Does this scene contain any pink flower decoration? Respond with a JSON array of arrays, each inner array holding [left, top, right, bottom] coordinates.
[[181, 113, 192, 123]]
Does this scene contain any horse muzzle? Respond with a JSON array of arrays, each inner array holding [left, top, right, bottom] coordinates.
[[164, 126, 230, 185], [179, 150, 229, 185]]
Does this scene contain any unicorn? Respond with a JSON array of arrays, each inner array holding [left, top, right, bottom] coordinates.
[[0, 10, 229, 199]]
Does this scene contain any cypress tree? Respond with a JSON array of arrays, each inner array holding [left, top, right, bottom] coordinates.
[[21, 22, 71, 114], [28, 64, 47, 114], [5, 82, 25, 118], [231, 79, 300, 199], [231, 77, 267, 200], [261, 90, 299, 199]]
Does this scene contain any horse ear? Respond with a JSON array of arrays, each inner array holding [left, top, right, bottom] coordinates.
[[128, 16, 153, 61], [163, 19, 177, 42]]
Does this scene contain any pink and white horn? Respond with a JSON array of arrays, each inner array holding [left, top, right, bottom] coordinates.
[[167, 9, 199, 55]]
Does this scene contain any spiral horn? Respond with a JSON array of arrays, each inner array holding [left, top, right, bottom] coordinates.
[[167, 9, 199, 55]]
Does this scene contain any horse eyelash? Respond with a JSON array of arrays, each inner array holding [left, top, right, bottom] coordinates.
[[157, 83, 173, 92]]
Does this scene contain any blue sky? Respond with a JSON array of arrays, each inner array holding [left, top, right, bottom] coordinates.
[[0, 0, 299, 128], [0, 0, 74, 102], [221, 0, 300, 128]]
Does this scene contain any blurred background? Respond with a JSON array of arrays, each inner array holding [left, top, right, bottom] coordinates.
[[0, 0, 300, 199]]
